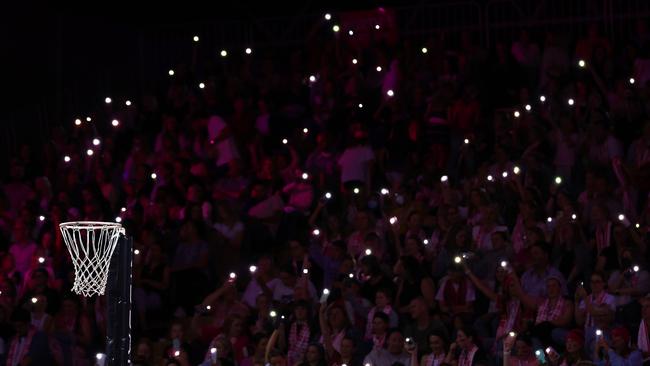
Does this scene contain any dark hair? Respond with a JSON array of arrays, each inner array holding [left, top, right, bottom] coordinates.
[[456, 326, 477, 342], [373, 311, 390, 324]]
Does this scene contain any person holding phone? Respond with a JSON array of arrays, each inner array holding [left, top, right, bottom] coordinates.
[[594, 326, 642, 365], [556, 329, 589, 366], [503, 332, 539, 366], [362, 329, 411, 366], [444, 327, 487, 366]]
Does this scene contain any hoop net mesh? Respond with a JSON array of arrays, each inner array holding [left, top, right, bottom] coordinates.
[[59, 221, 125, 297]]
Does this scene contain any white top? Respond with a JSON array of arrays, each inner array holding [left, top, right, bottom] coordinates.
[[338, 145, 374, 183], [242, 278, 281, 308], [207, 115, 240, 166]]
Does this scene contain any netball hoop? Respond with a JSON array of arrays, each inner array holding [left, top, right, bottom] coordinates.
[[60, 221, 132, 365]]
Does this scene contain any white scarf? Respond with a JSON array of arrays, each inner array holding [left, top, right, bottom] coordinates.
[[639, 319, 650, 353], [459, 345, 478, 366]]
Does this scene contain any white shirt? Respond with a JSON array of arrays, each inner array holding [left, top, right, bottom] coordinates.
[[338, 145, 374, 183], [242, 278, 280, 308], [207, 115, 240, 166]]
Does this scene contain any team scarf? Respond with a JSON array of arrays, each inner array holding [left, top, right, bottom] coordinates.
[[424, 352, 445, 366], [496, 299, 521, 339], [7, 328, 35, 366], [364, 305, 393, 339], [638, 319, 650, 354], [586, 292, 607, 327], [535, 297, 566, 324], [287, 322, 310, 366], [458, 345, 478, 366]]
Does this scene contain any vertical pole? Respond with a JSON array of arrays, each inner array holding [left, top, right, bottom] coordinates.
[[106, 235, 132, 365]]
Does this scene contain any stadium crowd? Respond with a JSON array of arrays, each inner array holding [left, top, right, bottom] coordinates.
[[3, 13, 650, 366]]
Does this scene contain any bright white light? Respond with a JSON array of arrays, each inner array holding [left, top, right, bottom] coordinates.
[[38, 215, 45, 222], [96, 353, 104, 360], [220, 50, 228, 57], [596, 329, 602, 336], [572, 214, 577, 220], [618, 214, 625, 221], [64, 155, 71, 163], [312, 229, 320, 236], [386, 89, 394, 97], [86, 149, 94, 156], [502, 171, 508, 178], [568, 98, 575, 106], [193, 35, 199, 42], [380, 188, 389, 195], [270, 310, 277, 317], [125, 100, 132, 106], [633, 265, 640, 272], [546, 347, 552, 354], [229, 272, 236, 279], [525, 104, 531, 111], [348, 30, 354, 36], [174, 350, 180, 357], [105, 97, 112, 104], [324, 13, 332, 20], [352, 58, 358, 65], [464, 138, 470, 144], [555, 176, 562, 185], [421, 47, 428, 54], [150, 173, 157, 180], [513, 166, 520, 175], [535, 350, 542, 356], [121, 207, 126, 212], [199, 82, 205, 89], [282, 138, 288, 145], [389, 216, 398, 225], [325, 192, 332, 199], [332, 25, 340, 32], [323, 288, 330, 295], [423, 239, 429, 245], [376, 66, 382, 72], [303, 268, 309, 274], [115, 216, 122, 223], [440, 175, 448, 182], [86, 117, 92, 122], [509, 331, 516, 337], [301, 172, 309, 180], [454, 256, 462, 264], [92, 138, 100, 146], [168, 69, 174, 76], [539, 95, 546, 103], [578, 60, 586, 68], [636, 223, 641, 228], [547, 217, 553, 223], [210, 347, 217, 354], [74, 118, 82, 126], [38, 257, 45, 263], [358, 103, 363, 108], [111, 119, 119, 127], [348, 273, 354, 278], [500, 261, 508, 268], [206, 305, 211, 311], [487, 175, 494, 182], [308, 75, 316, 83], [249, 265, 257, 273], [245, 47, 252, 55], [353, 187, 360, 194], [134, 249, 140, 255], [630, 77, 635, 85], [513, 110, 520, 118], [365, 249, 372, 256], [375, 24, 380, 30], [303, 128, 309, 134], [31, 297, 37, 304]]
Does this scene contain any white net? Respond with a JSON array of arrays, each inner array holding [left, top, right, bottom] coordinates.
[[59, 221, 125, 297]]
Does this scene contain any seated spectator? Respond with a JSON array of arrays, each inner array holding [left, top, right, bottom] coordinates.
[[520, 241, 566, 302], [436, 261, 475, 321], [594, 326, 642, 365], [444, 326, 488, 366], [362, 329, 410, 366], [404, 297, 449, 357], [363, 288, 398, 341], [530, 276, 573, 347]]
